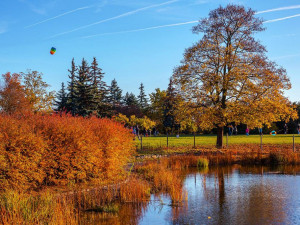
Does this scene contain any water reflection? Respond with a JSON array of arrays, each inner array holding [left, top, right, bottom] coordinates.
[[82, 165, 300, 225]]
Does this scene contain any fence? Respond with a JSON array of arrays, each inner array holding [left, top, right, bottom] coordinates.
[[136, 133, 300, 152]]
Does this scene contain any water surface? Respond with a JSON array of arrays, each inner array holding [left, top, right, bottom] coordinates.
[[83, 165, 300, 225]]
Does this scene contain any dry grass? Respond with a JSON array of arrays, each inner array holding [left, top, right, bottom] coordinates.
[[2, 147, 300, 224]]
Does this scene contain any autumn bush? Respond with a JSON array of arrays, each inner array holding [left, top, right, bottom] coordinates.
[[0, 113, 134, 190]]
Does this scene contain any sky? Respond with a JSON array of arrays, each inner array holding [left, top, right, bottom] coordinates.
[[0, 0, 300, 101]]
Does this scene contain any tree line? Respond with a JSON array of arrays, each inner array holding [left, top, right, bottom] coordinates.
[[54, 57, 181, 134], [2, 5, 300, 148]]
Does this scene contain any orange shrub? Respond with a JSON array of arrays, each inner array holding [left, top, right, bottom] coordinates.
[[0, 113, 135, 190]]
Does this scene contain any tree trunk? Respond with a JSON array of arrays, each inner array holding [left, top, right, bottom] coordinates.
[[216, 126, 224, 149]]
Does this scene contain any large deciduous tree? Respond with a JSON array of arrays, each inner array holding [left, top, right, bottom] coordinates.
[[172, 5, 297, 148]]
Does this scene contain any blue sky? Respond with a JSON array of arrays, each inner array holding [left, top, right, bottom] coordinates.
[[0, 0, 300, 101]]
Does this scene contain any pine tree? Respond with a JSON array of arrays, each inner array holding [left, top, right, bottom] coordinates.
[[138, 83, 148, 110], [74, 58, 95, 117], [123, 92, 138, 106], [163, 78, 180, 133], [67, 58, 77, 115], [54, 82, 68, 112], [109, 78, 122, 108], [90, 57, 110, 117]]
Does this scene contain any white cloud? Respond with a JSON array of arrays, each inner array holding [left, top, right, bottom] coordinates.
[[257, 5, 300, 14], [25, 5, 92, 28], [81, 20, 198, 38], [48, 0, 179, 39]]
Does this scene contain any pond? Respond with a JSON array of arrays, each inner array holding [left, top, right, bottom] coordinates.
[[81, 165, 300, 225]]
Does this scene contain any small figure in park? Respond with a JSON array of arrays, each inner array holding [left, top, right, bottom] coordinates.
[[228, 125, 233, 136], [284, 123, 288, 134], [246, 127, 250, 136], [258, 127, 263, 135], [297, 123, 300, 135], [270, 130, 277, 136], [234, 126, 238, 135]]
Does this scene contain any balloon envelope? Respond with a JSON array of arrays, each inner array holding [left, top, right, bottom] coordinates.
[[50, 47, 56, 55]]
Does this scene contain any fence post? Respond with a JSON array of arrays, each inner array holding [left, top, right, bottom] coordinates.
[[260, 134, 263, 152], [141, 135, 143, 150], [194, 132, 196, 148], [226, 133, 228, 148], [167, 133, 169, 148], [293, 135, 295, 152]]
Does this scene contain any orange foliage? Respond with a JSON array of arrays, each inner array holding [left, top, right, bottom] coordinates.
[[0, 113, 134, 190]]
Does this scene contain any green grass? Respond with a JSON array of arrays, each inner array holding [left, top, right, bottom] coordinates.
[[135, 134, 300, 149]]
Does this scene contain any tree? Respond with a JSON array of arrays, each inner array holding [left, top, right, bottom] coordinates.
[[148, 88, 167, 131], [0, 73, 31, 115], [54, 82, 68, 112], [90, 57, 110, 117], [139, 116, 156, 136], [67, 58, 77, 115], [22, 70, 55, 113], [113, 113, 129, 125], [172, 5, 297, 148], [109, 78, 122, 108], [138, 83, 148, 110], [123, 92, 138, 106], [74, 59, 95, 117], [163, 78, 181, 134]]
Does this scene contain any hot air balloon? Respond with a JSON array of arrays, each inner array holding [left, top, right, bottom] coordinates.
[[50, 47, 56, 55]]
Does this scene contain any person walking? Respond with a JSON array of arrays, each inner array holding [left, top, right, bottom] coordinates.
[[228, 125, 232, 136], [246, 127, 250, 136], [284, 123, 288, 134], [258, 127, 263, 135], [234, 126, 238, 135]]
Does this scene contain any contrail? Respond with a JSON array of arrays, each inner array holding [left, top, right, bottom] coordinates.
[[264, 13, 300, 23], [257, 5, 300, 14], [48, 0, 178, 39], [25, 6, 92, 28], [81, 20, 198, 39], [81, 12, 300, 39]]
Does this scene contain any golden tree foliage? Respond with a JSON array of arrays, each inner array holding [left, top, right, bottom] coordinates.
[[0, 113, 134, 190], [22, 70, 55, 113], [0, 73, 31, 115], [113, 113, 156, 132], [172, 5, 298, 147]]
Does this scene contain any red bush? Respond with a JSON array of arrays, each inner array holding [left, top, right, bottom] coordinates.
[[0, 113, 134, 190]]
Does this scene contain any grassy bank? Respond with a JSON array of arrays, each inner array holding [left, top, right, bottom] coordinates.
[[2, 150, 300, 224], [135, 134, 300, 149]]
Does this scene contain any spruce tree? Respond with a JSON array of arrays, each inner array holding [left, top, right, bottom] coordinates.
[[109, 78, 122, 108], [67, 58, 77, 115], [54, 82, 68, 112], [90, 57, 110, 117], [138, 83, 148, 110], [123, 92, 138, 106], [74, 58, 95, 117], [163, 78, 180, 133]]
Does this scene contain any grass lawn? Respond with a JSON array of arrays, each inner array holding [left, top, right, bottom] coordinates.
[[135, 134, 300, 149]]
